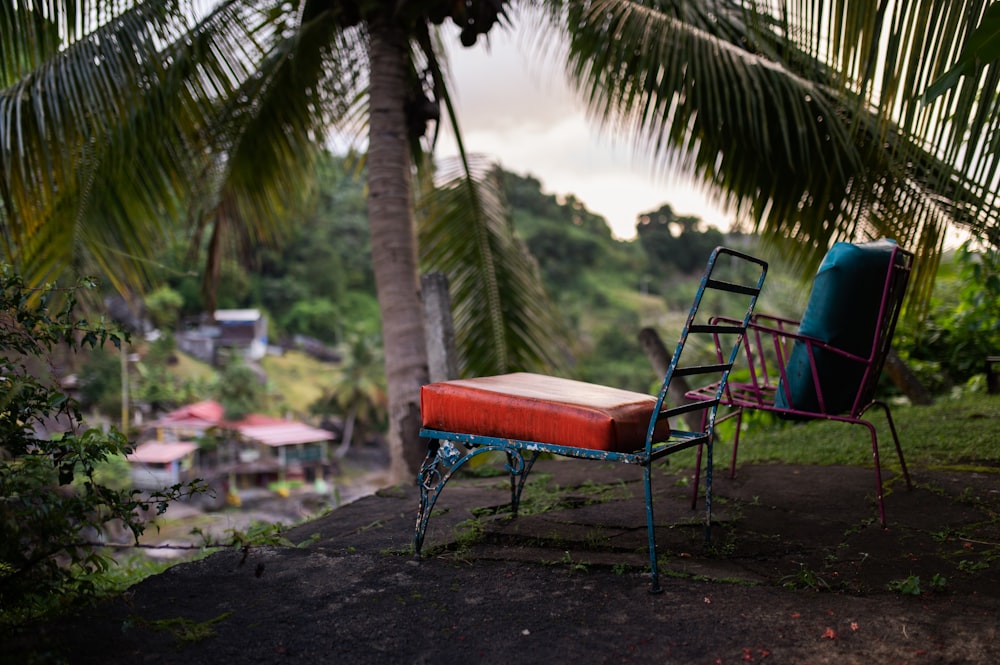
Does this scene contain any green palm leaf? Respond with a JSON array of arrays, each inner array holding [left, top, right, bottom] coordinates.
[[546, 0, 1000, 310], [172, 1, 368, 303], [418, 155, 569, 377], [1, 0, 199, 287]]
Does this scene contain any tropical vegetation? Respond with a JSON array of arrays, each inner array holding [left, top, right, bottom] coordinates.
[[3, 0, 1000, 485], [2, 154, 996, 627], [0, 270, 200, 624]]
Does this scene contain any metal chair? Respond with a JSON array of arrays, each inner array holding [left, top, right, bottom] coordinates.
[[414, 246, 768, 593], [685, 240, 914, 526]]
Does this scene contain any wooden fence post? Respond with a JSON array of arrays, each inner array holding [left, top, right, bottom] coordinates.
[[637, 327, 702, 431], [422, 272, 458, 383]]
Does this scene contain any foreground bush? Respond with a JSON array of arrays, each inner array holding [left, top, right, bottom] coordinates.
[[0, 267, 197, 624]]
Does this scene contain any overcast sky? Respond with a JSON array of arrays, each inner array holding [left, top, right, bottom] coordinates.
[[434, 25, 732, 240]]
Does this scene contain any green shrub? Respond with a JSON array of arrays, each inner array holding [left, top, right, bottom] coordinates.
[[897, 243, 1000, 388], [0, 268, 199, 624]]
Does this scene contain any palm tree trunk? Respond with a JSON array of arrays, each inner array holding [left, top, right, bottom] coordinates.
[[367, 17, 430, 484], [335, 406, 357, 459]]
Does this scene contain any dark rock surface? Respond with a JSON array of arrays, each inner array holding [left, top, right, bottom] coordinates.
[[7, 460, 999, 664]]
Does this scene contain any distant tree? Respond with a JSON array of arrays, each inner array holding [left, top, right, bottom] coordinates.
[[636, 204, 724, 274], [252, 154, 376, 337], [525, 226, 603, 287], [144, 285, 184, 332], [281, 298, 343, 346], [311, 334, 387, 458], [132, 362, 203, 415], [214, 357, 265, 421]]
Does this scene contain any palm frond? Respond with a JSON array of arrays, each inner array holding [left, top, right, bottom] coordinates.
[[1, 0, 371, 295], [174, 1, 369, 304], [1, 0, 197, 287], [418, 156, 569, 377], [547, 0, 1000, 312]]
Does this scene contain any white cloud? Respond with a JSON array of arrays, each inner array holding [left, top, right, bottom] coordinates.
[[434, 24, 732, 239]]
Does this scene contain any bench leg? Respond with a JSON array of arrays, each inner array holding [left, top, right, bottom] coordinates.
[[643, 463, 663, 594], [414, 439, 531, 554], [508, 450, 541, 517]]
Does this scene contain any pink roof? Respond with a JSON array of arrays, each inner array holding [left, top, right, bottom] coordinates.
[[238, 413, 288, 427], [184, 400, 225, 421], [238, 423, 335, 447], [128, 441, 198, 464], [147, 400, 225, 429], [146, 401, 334, 446]]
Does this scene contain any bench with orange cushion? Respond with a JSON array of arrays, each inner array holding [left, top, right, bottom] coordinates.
[[421, 373, 674, 453], [414, 247, 768, 593]]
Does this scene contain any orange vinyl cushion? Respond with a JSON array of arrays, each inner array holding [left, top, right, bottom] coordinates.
[[420, 372, 669, 453]]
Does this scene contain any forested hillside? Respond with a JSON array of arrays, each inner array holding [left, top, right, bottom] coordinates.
[[80, 154, 845, 427]]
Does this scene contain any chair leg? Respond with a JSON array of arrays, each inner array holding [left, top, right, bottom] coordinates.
[[704, 434, 714, 544], [691, 406, 743, 509], [690, 443, 704, 510], [729, 408, 744, 479], [859, 419, 888, 528], [872, 400, 912, 490], [690, 410, 709, 509], [857, 400, 913, 529], [643, 463, 663, 594]]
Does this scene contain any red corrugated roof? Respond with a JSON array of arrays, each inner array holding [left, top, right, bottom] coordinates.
[[145, 401, 335, 446], [127, 441, 198, 464], [146, 400, 224, 428], [238, 423, 335, 447]]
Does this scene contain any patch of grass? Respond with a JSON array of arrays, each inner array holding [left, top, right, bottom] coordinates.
[[261, 350, 339, 417], [559, 551, 589, 572], [515, 474, 633, 516], [541, 551, 589, 571], [85, 554, 188, 599], [780, 564, 831, 591], [842, 517, 877, 538], [711, 394, 1000, 469], [887, 573, 947, 596], [888, 574, 923, 595], [166, 350, 217, 383], [449, 518, 486, 553], [958, 559, 989, 573], [139, 611, 233, 644]]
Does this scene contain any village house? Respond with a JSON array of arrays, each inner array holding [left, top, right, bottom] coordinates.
[[127, 400, 335, 493], [175, 309, 269, 365]]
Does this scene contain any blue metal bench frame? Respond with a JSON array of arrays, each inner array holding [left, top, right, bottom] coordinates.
[[414, 247, 768, 593]]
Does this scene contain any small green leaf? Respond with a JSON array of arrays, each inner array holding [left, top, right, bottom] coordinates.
[[922, 2, 1000, 103]]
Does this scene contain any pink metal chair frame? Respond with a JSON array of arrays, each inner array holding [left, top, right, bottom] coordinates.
[[685, 244, 914, 526]]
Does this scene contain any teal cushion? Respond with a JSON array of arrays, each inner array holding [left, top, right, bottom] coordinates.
[[776, 239, 897, 414]]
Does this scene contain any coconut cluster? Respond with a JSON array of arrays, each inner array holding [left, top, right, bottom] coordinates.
[[426, 0, 511, 47]]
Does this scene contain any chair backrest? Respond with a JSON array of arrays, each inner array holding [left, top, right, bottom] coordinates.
[[853, 243, 913, 411], [645, 246, 768, 452], [775, 240, 913, 415]]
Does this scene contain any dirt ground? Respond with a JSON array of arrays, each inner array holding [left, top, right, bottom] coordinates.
[[4, 459, 999, 664]]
